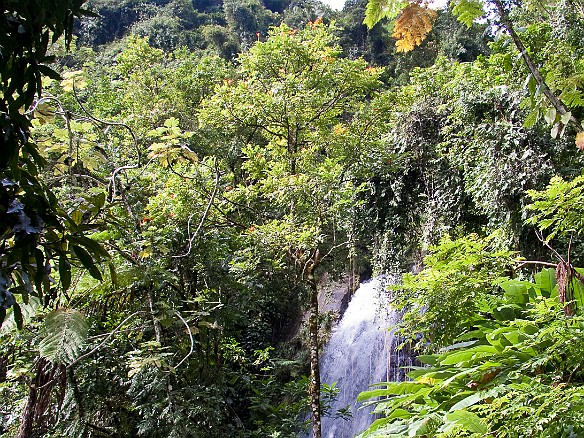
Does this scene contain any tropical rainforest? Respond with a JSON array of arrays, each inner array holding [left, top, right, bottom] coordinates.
[[2, 0, 584, 437]]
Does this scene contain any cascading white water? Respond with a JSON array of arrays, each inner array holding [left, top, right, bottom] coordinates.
[[315, 276, 411, 438]]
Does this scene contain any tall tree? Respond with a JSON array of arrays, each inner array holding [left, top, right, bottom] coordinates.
[[200, 21, 381, 437], [0, 0, 107, 328], [363, 0, 584, 141]]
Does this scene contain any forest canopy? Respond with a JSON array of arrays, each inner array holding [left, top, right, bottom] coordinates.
[[2, 0, 584, 437]]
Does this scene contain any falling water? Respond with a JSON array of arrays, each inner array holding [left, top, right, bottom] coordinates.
[[314, 276, 412, 438]]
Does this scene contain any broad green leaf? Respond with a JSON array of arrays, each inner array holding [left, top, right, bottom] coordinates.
[[72, 245, 103, 281], [544, 107, 557, 124], [388, 408, 412, 420], [363, 0, 407, 28], [39, 308, 89, 365], [69, 235, 110, 259], [535, 268, 556, 297], [408, 414, 440, 437], [493, 305, 519, 321], [441, 410, 488, 434], [523, 108, 540, 128], [560, 111, 572, 125], [440, 340, 478, 352], [417, 354, 439, 365], [498, 280, 529, 304], [59, 256, 71, 291], [451, 0, 484, 27], [450, 391, 493, 412], [71, 209, 83, 225], [502, 330, 527, 345], [440, 345, 498, 365], [357, 382, 425, 402], [93, 191, 106, 209]]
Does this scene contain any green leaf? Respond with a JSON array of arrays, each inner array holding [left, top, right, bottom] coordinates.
[[357, 382, 424, 402], [69, 235, 110, 259], [363, 0, 408, 29], [39, 308, 89, 365], [72, 245, 103, 281], [93, 191, 106, 209], [408, 414, 440, 437], [388, 408, 412, 420], [440, 345, 498, 365], [544, 107, 557, 124], [560, 111, 572, 125], [108, 262, 118, 287], [417, 354, 439, 365], [36, 65, 62, 81], [523, 108, 540, 128], [443, 410, 488, 434], [13, 302, 23, 330], [498, 280, 529, 304], [59, 255, 71, 291], [451, 0, 484, 27], [71, 209, 83, 225], [535, 268, 556, 297], [450, 391, 492, 412]]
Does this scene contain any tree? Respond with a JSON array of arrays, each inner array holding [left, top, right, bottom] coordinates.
[[0, 0, 109, 329], [2, 34, 310, 437], [200, 21, 381, 437], [363, 0, 584, 142]]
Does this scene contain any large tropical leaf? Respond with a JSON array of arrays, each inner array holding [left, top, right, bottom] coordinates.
[[39, 308, 89, 365]]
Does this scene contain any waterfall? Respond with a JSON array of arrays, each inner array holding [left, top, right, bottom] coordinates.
[[313, 277, 412, 438]]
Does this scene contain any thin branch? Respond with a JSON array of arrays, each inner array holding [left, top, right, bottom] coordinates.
[[173, 310, 194, 370], [514, 260, 558, 268], [321, 240, 350, 263], [568, 231, 574, 268], [173, 157, 221, 258], [491, 0, 582, 132], [72, 84, 141, 161], [535, 230, 567, 264], [110, 164, 140, 197], [68, 311, 144, 368], [86, 327, 147, 339]]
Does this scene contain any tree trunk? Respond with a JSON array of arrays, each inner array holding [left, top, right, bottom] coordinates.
[[307, 266, 322, 438], [17, 358, 63, 438], [0, 353, 7, 383]]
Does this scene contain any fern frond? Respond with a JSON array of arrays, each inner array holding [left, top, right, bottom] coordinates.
[[523, 108, 541, 129], [364, 0, 408, 29], [451, 0, 484, 28], [392, 3, 438, 52], [39, 309, 89, 365], [560, 88, 584, 107]]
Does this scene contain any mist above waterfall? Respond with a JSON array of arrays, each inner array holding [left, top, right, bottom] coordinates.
[[315, 277, 411, 438]]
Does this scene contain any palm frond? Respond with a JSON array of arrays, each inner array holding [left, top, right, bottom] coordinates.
[[39, 309, 89, 365]]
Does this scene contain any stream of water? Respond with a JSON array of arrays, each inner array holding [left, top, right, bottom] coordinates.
[[315, 277, 412, 438]]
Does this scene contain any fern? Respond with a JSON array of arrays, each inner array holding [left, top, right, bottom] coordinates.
[[523, 107, 541, 128], [363, 0, 408, 29], [392, 3, 437, 52], [451, 0, 484, 28], [560, 87, 584, 107], [39, 309, 89, 365]]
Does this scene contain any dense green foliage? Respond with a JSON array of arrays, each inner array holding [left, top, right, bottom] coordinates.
[[3, 0, 584, 437], [355, 2, 584, 437]]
